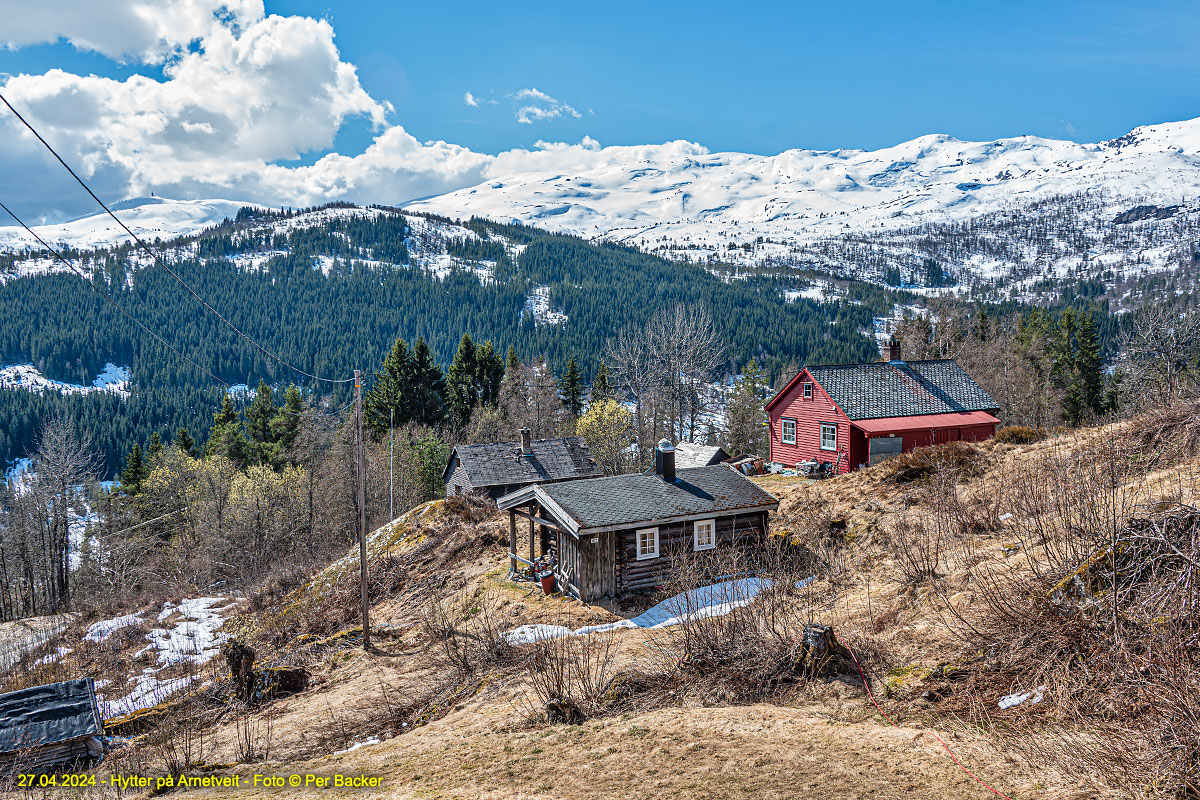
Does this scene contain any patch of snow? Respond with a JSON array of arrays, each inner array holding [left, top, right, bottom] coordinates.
[[521, 286, 568, 326], [32, 646, 73, 666], [84, 612, 145, 642], [333, 737, 381, 755], [504, 577, 794, 644], [998, 685, 1046, 710], [0, 363, 130, 399]]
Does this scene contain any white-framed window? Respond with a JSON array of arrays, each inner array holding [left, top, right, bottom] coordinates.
[[781, 418, 797, 445], [693, 519, 716, 551], [636, 527, 660, 560], [820, 422, 837, 451], [802, 382, 813, 399]]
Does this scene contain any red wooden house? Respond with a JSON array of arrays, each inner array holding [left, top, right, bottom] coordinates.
[[764, 340, 1000, 474]]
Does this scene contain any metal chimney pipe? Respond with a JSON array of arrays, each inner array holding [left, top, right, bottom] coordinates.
[[655, 439, 676, 482]]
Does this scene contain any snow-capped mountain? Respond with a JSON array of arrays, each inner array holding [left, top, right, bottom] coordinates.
[[0, 197, 258, 252], [407, 117, 1200, 288]]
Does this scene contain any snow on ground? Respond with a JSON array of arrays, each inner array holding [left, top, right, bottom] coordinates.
[[504, 577, 811, 645], [998, 685, 1046, 710], [334, 737, 382, 755], [96, 596, 243, 719], [0, 363, 130, 399], [84, 612, 145, 642], [33, 646, 73, 666], [521, 286, 569, 326]]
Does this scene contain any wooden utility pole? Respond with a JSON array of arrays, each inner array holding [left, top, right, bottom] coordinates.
[[355, 369, 370, 650]]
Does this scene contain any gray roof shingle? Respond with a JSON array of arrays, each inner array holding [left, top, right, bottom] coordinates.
[[806, 359, 998, 421], [516, 464, 778, 532], [447, 436, 603, 489]]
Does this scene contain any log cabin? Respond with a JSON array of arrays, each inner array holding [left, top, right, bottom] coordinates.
[[765, 339, 1000, 474], [497, 440, 779, 602], [443, 428, 603, 502]]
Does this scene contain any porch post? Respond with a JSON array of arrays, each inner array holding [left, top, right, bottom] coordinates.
[[529, 504, 537, 563], [508, 510, 517, 576]]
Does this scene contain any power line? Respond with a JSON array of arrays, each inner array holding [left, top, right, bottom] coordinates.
[[0, 199, 229, 388], [0, 91, 352, 386]]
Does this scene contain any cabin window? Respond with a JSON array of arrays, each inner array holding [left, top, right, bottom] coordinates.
[[781, 418, 797, 445], [636, 527, 659, 560], [820, 423, 837, 451], [693, 519, 716, 551], [802, 382, 813, 399]]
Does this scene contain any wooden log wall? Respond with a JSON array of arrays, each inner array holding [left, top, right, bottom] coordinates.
[[614, 512, 768, 595]]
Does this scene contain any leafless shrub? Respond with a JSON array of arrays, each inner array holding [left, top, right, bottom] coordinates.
[[419, 591, 515, 678], [144, 704, 216, 777], [1122, 396, 1200, 470], [883, 441, 984, 484], [233, 703, 275, 762], [519, 627, 622, 724], [993, 425, 1047, 445]]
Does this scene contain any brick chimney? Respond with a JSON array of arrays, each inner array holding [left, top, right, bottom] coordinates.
[[885, 337, 902, 363], [654, 439, 676, 482], [520, 428, 532, 456]]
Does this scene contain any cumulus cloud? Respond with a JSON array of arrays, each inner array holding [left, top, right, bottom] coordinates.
[[463, 91, 479, 107], [0, 3, 700, 221], [511, 88, 581, 124]]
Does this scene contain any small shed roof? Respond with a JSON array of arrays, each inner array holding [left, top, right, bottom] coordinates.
[[673, 443, 729, 469], [768, 359, 998, 421], [499, 464, 779, 535], [852, 410, 1000, 435], [445, 436, 603, 489], [0, 679, 102, 754]]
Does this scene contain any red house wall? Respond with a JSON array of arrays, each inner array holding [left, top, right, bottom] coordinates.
[[767, 368, 855, 474]]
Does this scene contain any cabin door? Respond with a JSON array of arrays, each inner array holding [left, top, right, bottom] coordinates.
[[935, 428, 958, 445]]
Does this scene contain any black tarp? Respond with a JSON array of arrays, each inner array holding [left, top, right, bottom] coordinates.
[[0, 679, 103, 753]]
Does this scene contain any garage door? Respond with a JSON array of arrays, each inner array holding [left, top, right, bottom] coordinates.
[[868, 436, 903, 466]]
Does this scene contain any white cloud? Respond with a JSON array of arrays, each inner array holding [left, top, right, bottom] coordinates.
[[511, 88, 581, 125], [0, 0, 265, 64], [0, 4, 696, 221], [464, 91, 479, 107]]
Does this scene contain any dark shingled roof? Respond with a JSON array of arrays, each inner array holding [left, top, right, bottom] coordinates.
[[446, 436, 603, 489], [508, 464, 778, 532], [0, 679, 102, 754], [806, 360, 998, 421]]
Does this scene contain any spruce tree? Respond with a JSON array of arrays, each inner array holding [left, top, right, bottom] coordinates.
[[270, 385, 304, 452], [409, 337, 448, 426], [365, 338, 411, 436], [243, 379, 278, 464], [1075, 313, 1104, 415], [506, 345, 520, 373], [559, 356, 585, 417], [147, 431, 164, 463], [475, 340, 505, 407], [446, 333, 479, 426], [119, 444, 147, 495], [174, 427, 195, 457], [589, 361, 616, 408], [213, 394, 239, 427]]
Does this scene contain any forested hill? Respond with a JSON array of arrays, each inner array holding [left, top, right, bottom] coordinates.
[[0, 204, 897, 473]]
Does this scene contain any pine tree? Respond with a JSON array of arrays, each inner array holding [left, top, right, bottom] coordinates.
[[589, 361, 616, 408], [559, 356, 585, 417], [119, 443, 147, 495], [506, 345, 520, 373], [725, 358, 768, 456], [365, 338, 411, 436], [174, 427, 195, 457], [446, 333, 479, 426]]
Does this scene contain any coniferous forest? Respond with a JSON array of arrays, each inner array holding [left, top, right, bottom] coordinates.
[[0, 206, 888, 473]]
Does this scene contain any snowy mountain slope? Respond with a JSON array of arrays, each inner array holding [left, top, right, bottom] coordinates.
[[407, 118, 1200, 283], [0, 197, 259, 252]]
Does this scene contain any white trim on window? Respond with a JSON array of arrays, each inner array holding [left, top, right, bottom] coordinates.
[[781, 418, 797, 445], [636, 527, 660, 560], [693, 519, 716, 551], [802, 382, 813, 399], [820, 422, 837, 451]]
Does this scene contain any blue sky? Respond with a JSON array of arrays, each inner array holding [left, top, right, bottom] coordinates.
[[272, 0, 1200, 155], [0, 0, 1198, 221]]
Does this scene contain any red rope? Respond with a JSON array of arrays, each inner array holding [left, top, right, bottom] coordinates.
[[834, 632, 1017, 800]]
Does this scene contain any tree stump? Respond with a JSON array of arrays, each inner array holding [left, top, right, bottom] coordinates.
[[223, 640, 256, 703]]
